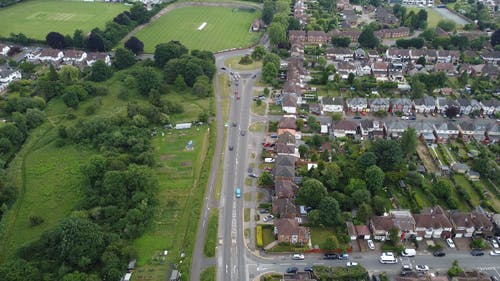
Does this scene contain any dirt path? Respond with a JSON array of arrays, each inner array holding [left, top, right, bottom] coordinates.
[[123, 1, 263, 42]]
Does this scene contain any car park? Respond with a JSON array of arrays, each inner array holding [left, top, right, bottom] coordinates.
[[324, 253, 339, 260], [346, 261, 358, 267], [433, 250, 446, 257], [339, 254, 349, 260], [367, 240, 375, 250], [292, 253, 304, 260], [416, 265, 429, 272], [446, 238, 456, 248], [471, 249, 484, 256], [489, 250, 500, 256], [286, 267, 298, 274]]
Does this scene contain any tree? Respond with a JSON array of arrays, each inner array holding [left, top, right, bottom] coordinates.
[[124, 36, 144, 55], [432, 179, 452, 199], [130, 2, 148, 24], [268, 22, 287, 46], [251, 45, 266, 61], [263, 53, 280, 70], [491, 29, 500, 47], [401, 127, 417, 158], [113, 12, 132, 26], [26, 108, 45, 129], [358, 28, 379, 49], [133, 67, 161, 96], [438, 19, 456, 32], [63, 85, 88, 108], [59, 65, 80, 85], [357, 152, 377, 171], [388, 227, 399, 243], [365, 165, 385, 194], [297, 179, 327, 208], [62, 272, 100, 281], [372, 195, 386, 215], [357, 203, 373, 222], [184, 61, 204, 86], [258, 171, 274, 187], [64, 34, 73, 48], [371, 139, 404, 171], [192, 75, 211, 97], [86, 31, 105, 52], [352, 189, 371, 205], [46, 31, 65, 49], [174, 74, 187, 90], [88, 60, 112, 82], [113, 47, 135, 70], [262, 0, 274, 24], [321, 235, 339, 251], [0, 260, 41, 281], [262, 62, 278, 83], [344, 178, 367, 195], [318, 196, 341, 226], [445, 106, 460, 118], [154, 41, 188, 68], [73, 29, 85, 49], [307, 209, 321, 226], [331, 36, 351, 47]]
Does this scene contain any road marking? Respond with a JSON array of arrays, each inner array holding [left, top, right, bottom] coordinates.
[[313, 262, 325, 265], [226, 264, 228, 274]]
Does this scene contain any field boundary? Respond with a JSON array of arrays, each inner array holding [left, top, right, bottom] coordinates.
[[122, 1, 262, 43]]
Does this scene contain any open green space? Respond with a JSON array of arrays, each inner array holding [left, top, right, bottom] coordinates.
[[224, 56, 263, 70], [406, 7, 443, 28], [0, 0, 127, 39], [261, 225, 275, 247], [454, 174, 481, 207], [135, 6, 261, 53], [203, 209, 219, 257]]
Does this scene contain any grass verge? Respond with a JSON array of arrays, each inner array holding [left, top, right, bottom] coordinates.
[[200, 266, 216, 281], [224, 56, 263, 70], [203, 209, 219, 258]]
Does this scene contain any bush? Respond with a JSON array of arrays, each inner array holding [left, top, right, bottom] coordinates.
[[29, 215, 44, 227], [239, 55, 253, 65]]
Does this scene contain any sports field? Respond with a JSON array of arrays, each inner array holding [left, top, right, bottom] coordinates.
[[135, 6, 261, 53], [0, 0, 127, 39]]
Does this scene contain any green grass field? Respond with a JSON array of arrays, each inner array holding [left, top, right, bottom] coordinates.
[[0, 0, 127, 39], [406, 7, 443, 28], [135, 6, 261, 53]]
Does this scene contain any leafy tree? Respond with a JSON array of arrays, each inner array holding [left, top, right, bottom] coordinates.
[[113, 12, 132, 26], [73, 29, 85, 48], [268, 22, 287, 46], [318, 196, 341, 226], [372, 195, 386, 215], [344, 178, 367, 195], [25, 108, 45, 129], [491, 29, 500, 47], [357, 203, 373, 222], [88, 60, 112, 82], [297, 179, 327, 208], [438, 19, 456, 32], [251, 45, 266, 61], [154, 41, 188, 68], [448, 260, 463, 277], [258, 171, 274, 186], [59, 65, 80, 85], [263, 53, 280, 70], [262, 62, 278, 83], [331, 36, 351, 47], [113, 47, 135, 70], [357, 152, 377, 171], [86, 31, 105, 52], [133, 67, 161, 96], [432, 179, 452, 199], [174, 74, 187, 90], [184, 61, 204, 86], [352, 189, 371, 205], [365, 165, 385, 194], [192, 75, 211, 97], [445, 106, 460, 118], [62, 85, 88, 108], [321, 235, 339, 251], [124, 36, 144, 55], [358, 28, 379, 49], [262, 0, 274, 24], [298, 144, 309, 158], [62, 272, 100, 281], [371, 139, 404, 171], [401, 127, 417, 158], [46, 31, 65, 49], [388, 227, 399, 243], [64, 34, 74, 48], [129, 2, 148, 24], [0, 260, 41, 281]]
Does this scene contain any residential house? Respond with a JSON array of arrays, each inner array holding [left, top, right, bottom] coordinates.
[[448, 210, 494, 237], [433, 121, 459, 142], [332, 120, 357, 138], [396, 273, 448, 281], [356, 63, 372, 76], [480, 99, 500, 115], [390, 98, 413, 114], [354, 48, 366, 60], [480, 50, 500, 63], [456, 98, 475, 115], [367, 49, 380, 61], [274, 179, 299, 199], [369, 215, 394, 241], [486, 122, 499, 141], [0, 44, 10, 56], [413, 206, 453, 239], [452, 162, 469, 174], [358, 119, 385, 139], [386, 48, 411, 62], [436, 50, 460, 63], [425, 49, 437, 63], [390, 210, 416, 237], [385, 120, 409, 139], [272, 198, 297, 219], [307, 30, 328, 44], [347, 221, 357, 240], [326, 48, 353, 61], [0, 68, 22, 92], [369, 98, 390, 112], [408, 120, 435, 141], [273, 165, 295, 181], [275, 155, 296, 167], [436, 97, 460, 115], [278, 115, 297, 136], [342, 9, 359, 26], [389, 63, 405, 83], [63, 50, 87, 64], [371, 62, 389, 81], [457, 120, 489, 142], [277, 131, 296, 146], [435, 62, 456, 76], [336, 61, 356, 79], [375, 27, 410, 39], [413, 95, 436, 113], [321, 96, 344, 113], [467, 170, 480, 181], [282, 93, 298, 114], [290, 43, 304, 57], [274, 218, 310, 244], [355, 225, 372, 240], [289, 30, 307, 43], [375, 7, 398, 25], [346, 97, 368, 112], [86, 52, 111, 66], [480, 63, 499, 79], [276, 142, 299, 157], [27, 48, 64, 62]]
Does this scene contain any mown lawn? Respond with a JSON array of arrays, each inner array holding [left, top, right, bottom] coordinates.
[[406, 7, 443, 28], [454, 174, 481, 207], [135, 6, 261, 52], [203, 209, 219, 257], [224, 56, 263, 70], [200, 266, 215, 281], [310, 227, 335, 248], [0, 0, 127, 39]]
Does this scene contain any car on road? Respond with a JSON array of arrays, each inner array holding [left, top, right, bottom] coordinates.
[[249, 173, 258, 178], [292, 253, 305, 260], [304, 266, 313, 272], [401, 248, 416, 257], [324, 253, 339, 260], [232, 122, 237, 127], [491, 239, 499, 248], [471, 249, 484, 256], [416, 265, 429, 272], [433, 250, 446, 257], [221, 67, 226, 70], [346, 261, 358, 267], [402, 264, 412, 271], [240, 130, 246, 136], [263, 215, 274, 222], [235, 188, 241, 198], [339, 254, 349, 260], [286, 267, 298, 274], [489, 250, 500, 256], [252, 74, 257, 78], [367, 239, 375, 250], [229, 145, 234, 151], [446, 238, 456, 248]]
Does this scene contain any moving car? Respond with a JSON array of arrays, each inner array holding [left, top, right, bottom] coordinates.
[[433, 250, 446, 257], [367, 239, 375, 250], [339, 254, 349, 260], [286, 267, 298, 274], [229, 145, 234, 151], [346, 261, 358, 267], [416, 265, 429, 272], [323, 253, 339, 260], [235, 188, 241, 198], [471, 249, 484, 256], [489, 250, 500, 256], [446, 238, 456, 248], [292, 253, 305, 260], [240, 130, 246, 136], [402, 264, 413, 271]]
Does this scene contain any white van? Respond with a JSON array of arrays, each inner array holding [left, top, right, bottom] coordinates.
[[401, 248, 416, 257], [379, 252, 398, 264]]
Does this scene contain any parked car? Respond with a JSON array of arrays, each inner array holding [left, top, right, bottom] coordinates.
[[339, 254, 349, 260], [471, 249, 484, 256], [292, 253, 305, 260], [259, 209, 269, 214], [304, 266, 313, 272], [240, 130, 246, 136], [433, 250, 446, 257], [446, 238, 456, 248], [367, 240, 375, 250], [346, 261, 358, 267], [401, 248, 416, 257], [249, 173, 258, 178], [263, 215, 274, 222], [324, 253, 339, 260], [286, 267, 298, 274], [416, 265, 429, 272], [491, 239, 499, 249], [402, 264, 412, 271], [489, 250, 500, 256]]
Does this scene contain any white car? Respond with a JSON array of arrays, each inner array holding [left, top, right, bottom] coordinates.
[[367, 239, 375, 250], [490, 250, 500, 256], [446, 238, 456, 248], [416, 265, 429, 272], [263, 215, 274, 222], [491, 239, 499, 248], [292, 253, 305, 260], [346, 261, 358, 267]]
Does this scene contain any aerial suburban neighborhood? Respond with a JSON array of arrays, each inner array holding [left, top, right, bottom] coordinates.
[[0, 0, 499, 280]]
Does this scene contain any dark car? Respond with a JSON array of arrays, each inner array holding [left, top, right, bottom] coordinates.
[[286, 267, 298, 274], [240, 130, 246, 136], [433, 250, 446, 257], [304, 266, 313, 272], [471, 250, 484, 256], [353, 116, 362, 119], [229, 145, 234, 151], [323, 253, 339, 260], [259, 209, 269, 214]]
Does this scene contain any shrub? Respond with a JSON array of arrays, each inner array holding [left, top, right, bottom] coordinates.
[[256, 225, 263, 247], [29, 215, 44, 227], [239, 55, 253, 65]]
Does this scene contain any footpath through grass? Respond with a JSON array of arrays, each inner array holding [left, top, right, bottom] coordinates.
[[0, 0, 127, 39]]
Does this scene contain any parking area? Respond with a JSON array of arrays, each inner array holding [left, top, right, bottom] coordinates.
[[453, 238, 472, 251]]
